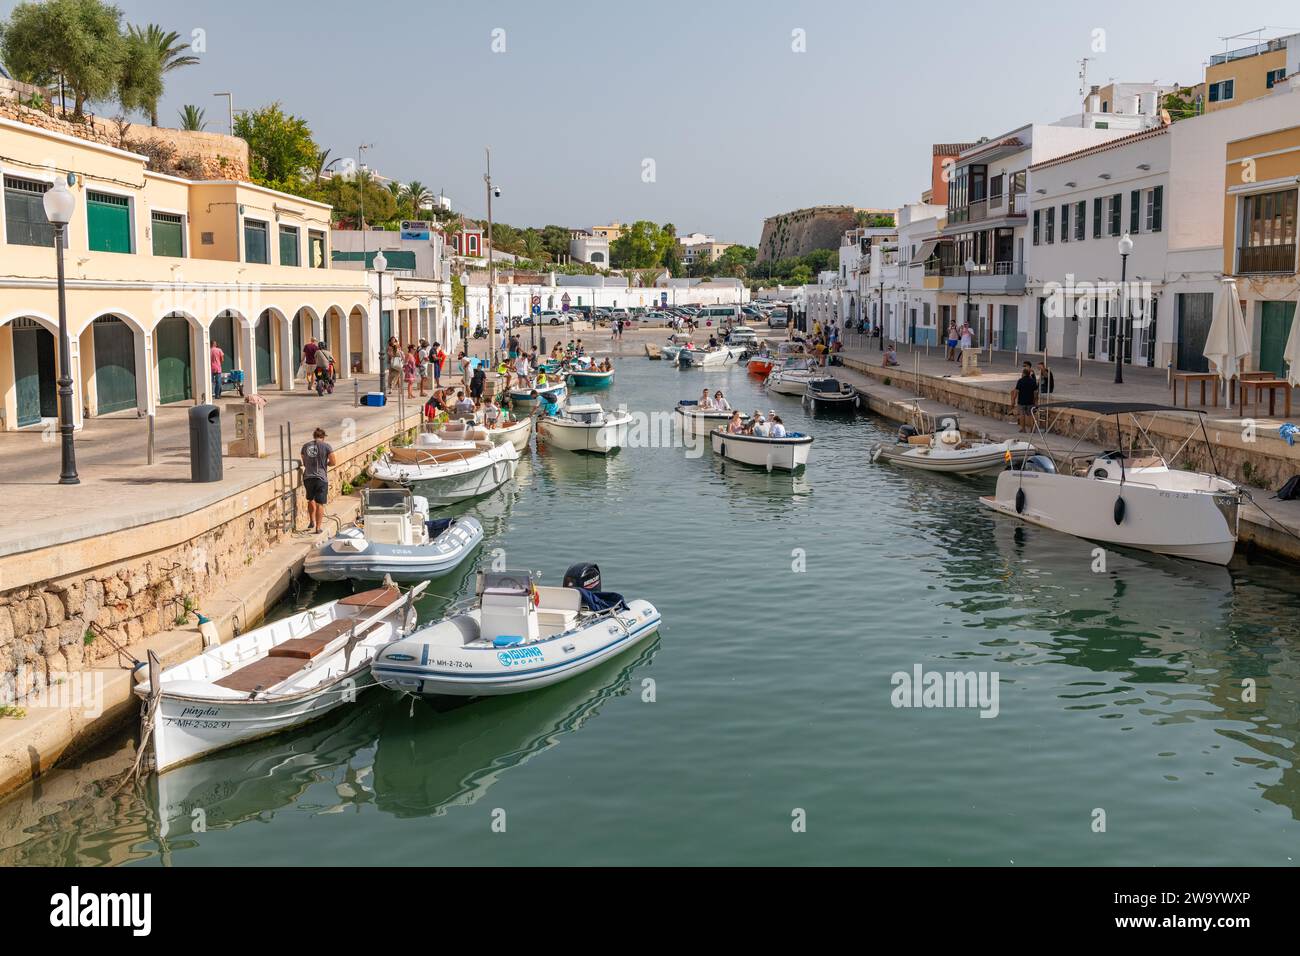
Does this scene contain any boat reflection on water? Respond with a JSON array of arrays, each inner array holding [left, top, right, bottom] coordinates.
[[708, 453, 811, 499], [535, 435, 634, 490], [982, 519, 1300, 821], [372, 636, 660, 818]]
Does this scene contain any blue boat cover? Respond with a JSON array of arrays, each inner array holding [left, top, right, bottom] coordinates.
[[577, 589, 626, 612], [493, 635, 524, 647], [678, 399, 699, 406], [426, 517, 453, 538]]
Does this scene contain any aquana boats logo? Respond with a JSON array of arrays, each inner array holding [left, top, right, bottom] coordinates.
[[497, 646, 544, 667]]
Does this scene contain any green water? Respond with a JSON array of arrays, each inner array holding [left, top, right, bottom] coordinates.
[[4, 358, 1300, 866]]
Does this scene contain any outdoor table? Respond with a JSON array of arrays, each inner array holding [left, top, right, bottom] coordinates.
[[1237, 378, 1293, 419], [1172, 371, 1221, 407], [1231, 370, 1275, 406]]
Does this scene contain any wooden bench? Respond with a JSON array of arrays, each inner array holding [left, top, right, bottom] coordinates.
[[214, 609, 393, 694]]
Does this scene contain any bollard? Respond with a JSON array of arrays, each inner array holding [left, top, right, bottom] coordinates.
[[354, 379, 359, 407], [1078, 351, 1083, 376], [147, 412, 155, 465]]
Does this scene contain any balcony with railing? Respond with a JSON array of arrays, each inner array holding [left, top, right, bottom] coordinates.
[[940, 258, 1026, 293], [946, 192, 1027, 225], [1237, 243, 1297, 275]]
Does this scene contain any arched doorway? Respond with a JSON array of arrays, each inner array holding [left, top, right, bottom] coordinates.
[[255, 310, 276, 387], [155, 313, 193, 405], [9, 317, 58, 427], [91, 316, 138, 414], [210, 311, 238, 376]]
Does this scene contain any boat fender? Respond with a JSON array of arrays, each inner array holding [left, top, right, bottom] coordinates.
[[1113, 496, 1126, 525], [870, 446, 882, 463], [1015, 488, 1026, 514]]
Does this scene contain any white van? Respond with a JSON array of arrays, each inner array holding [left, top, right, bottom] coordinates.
[[696, 305, 739, 326]]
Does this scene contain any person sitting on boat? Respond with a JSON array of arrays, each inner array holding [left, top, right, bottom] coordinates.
[[883, 345, 900, 367], [769, 415, 787, 439], [708, 334, 719, 349], [713, 390, 731, 411], [750, 411, 769, 437], [454, 390, 476, 417], [601, 357, 613, 372], [698, 388, 714, 410], [537, 371, 548, 386], [726, 410, 746, 434], [483, 400, 501, 426]]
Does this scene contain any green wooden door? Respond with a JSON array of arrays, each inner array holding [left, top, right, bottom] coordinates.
[[211, 314, 235, 372], [255, 314, 274, 386], [1000, 305, 1019, 351], [86, 192, 132, 253], [1176, 293, 1213, 372], [156, 315, 192, 405], [93, 317, 137, 413], [13, 319, 56, 427], [1259, 301, 1296, 377], [292, 313, 303, 368]]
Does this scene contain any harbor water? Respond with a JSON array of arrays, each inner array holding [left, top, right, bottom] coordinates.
[[3, 356, 1300, 866]]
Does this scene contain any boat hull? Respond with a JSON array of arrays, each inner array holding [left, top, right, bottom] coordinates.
[[766, 371, 819, 395], [487, 417, 532, 452], [538, 414, 632, 454], [674, 405, 733, 437], [304, 517, 484, 582], [510, 383, 568, 406], [566, 370, 614, 388], [980, 469, 1239, 565], [373, 447, 519, 506], [873, 441, 1034, 476], [747, 358, 774, 378], [711, 429, 813, 472], [373, 601, 662, 697]]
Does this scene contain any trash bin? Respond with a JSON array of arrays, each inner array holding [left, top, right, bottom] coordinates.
[[189, 404, 223, 482]]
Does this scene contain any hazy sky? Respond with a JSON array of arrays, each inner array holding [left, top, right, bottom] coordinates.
[[9, 0, 1299, 243]]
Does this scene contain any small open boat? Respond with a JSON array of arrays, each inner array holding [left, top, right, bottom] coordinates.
[[645, 343, 663, 360], [802, 377, 859, 411], [871, 411, 1033, 477], [674, 399, 734, 436], [509, 382, 567, 406], [566, 368, 614, 388], [538, 401, 633, 454], [438, 417, 532, 453], [711, 427, 813, 472], [747, 353, 775, 378], [678, 346, 740, 368], [372, 564, 661, 697], [765, 358, 822, 395], [370, 435, 519, 506], [305, 487, 483, 582], [136, 583, 425, 772]]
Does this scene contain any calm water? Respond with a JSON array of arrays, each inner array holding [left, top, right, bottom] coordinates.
[[4, 357, 1300, 866]]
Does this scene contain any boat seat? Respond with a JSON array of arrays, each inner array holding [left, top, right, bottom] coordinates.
[[214, 656, 309, 693], [269, 619, 357, 660], [340, 587, 400, 609], [537, 608, 579, 632], [535, 586, 582, 612]]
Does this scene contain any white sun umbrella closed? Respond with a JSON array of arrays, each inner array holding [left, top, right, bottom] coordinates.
[[1282, 309, 1300, 388], [1203, 278, 1250, 386]]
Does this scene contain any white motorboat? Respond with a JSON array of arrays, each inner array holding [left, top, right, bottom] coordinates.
[[802, 377, 860, 412], [678, 346, 740, 368], [372, 564, 661, 697], [662, 344, 685, 364], [370, 434, 519, 507], [135, 583, 425, 772], [980, 401, 1242, 565], [674, 400, 734, 436], [305, 487, 483, 582], [437, 416, 532, 453], [872, 415, 1034, 476], [711, 427, 813, 472], [537, 401, 633, 454], [766, 358, 822, 395]]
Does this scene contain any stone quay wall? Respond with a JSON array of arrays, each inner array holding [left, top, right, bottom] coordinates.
[[0, 418, 413, 711]]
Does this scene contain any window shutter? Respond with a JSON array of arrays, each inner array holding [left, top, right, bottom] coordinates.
[[1110, 194, 1122, 235], [1151, 186, 1163, 232], [1033, 210, 1040, 245], [1061, 204, 1069, 242], [1130, 190, 1140, 233], [1093, 197, 1102, 238]]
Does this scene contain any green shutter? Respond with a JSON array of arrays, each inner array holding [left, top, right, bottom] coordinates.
[[244, 220, 268, 263], [211, 314, 236, 372], [12, 320, 57, 426], [1130, 190, 1140, 234], [255, 315, 274, 386], [279, 226, 300, 266], [87, 191, 132, 253], [1151, 186, 1163, 232], [3, 177, 55, 246], [152, 212, 184, 257], [1260, 302, 1296, 377]]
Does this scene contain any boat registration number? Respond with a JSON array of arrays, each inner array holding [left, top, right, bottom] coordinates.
[[164, 717, 232, 731]]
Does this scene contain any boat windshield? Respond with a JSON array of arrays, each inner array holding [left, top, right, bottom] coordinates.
[[362, 487, 412, 515], [478, 569, 535, 595]]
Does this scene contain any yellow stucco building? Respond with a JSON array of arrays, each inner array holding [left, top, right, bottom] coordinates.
[[0, 114, 375, 432], [1205, 34, 1296, 113]]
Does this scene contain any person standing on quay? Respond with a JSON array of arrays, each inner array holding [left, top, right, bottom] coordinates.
[[386, 338, 402, 395], [210, 340, 225, 399], [301, 427, 336, 534], [433, 341, 446, 387]]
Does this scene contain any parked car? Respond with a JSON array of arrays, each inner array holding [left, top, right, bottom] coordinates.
[[768, 308, 790, 329], [538, 310, 564, 325]]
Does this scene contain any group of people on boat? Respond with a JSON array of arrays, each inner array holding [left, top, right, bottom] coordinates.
[[725, 409, 787, 438], [423, 386, 517, 429]]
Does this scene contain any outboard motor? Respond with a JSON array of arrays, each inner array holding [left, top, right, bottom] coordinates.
[[897, 424, 919, 444], [1018, 454, 1057, 474], [563, 562, 602, 591]]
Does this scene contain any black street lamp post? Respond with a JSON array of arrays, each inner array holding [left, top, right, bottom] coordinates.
[[373, 250, 387, 394], [1115, 233, 1133, 385], [44, 177, 78, 484]]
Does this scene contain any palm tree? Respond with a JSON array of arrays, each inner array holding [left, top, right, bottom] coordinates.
[[403, 181, 432, 217], [178, 104, 206, 131], [312, 148, 331, 182], [128, 25, 200, 126]]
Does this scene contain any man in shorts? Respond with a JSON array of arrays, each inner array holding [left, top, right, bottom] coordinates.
[[301, 427, 337, 533], [1010, 366, 1039, 433]]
